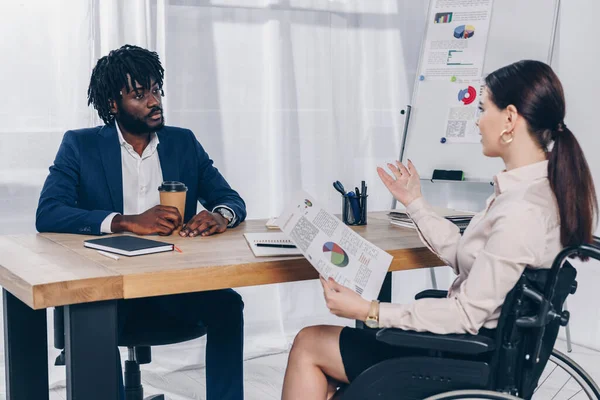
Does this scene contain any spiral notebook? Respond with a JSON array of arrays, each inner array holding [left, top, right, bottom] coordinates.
[[244, 232, 302, 257]]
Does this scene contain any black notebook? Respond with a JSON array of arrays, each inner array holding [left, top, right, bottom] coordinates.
[[84, 235, 174, 257]]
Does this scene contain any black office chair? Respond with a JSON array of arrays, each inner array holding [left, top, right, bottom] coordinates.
[[335, 241, 600, 399], [54, 302, 207, 400]]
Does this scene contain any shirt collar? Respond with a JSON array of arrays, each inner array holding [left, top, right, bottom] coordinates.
[[115, 121, 159, 151], [493, 160, 549, 195]]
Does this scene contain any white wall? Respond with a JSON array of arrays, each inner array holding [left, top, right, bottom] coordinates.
[[553, 0, 600, 350]]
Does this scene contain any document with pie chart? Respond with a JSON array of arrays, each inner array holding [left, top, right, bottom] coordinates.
[[444, 80, 483, 143], [420, 0, 492, 80], [277, 191, 393, 300]]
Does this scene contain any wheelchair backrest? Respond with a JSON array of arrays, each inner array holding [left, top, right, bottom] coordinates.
[[489, 261, 577, 398]]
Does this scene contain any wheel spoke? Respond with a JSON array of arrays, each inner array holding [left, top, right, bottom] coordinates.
[[550, 376, 572, 400], [534, 350, 600, 400], [566, 388, 584, 400], [535, 364, 559, 394]]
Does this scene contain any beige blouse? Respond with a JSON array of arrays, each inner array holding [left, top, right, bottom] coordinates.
[[379, 160, 562, 334]]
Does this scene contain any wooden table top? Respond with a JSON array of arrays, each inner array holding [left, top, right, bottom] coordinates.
[[0, 212, 441, 310]]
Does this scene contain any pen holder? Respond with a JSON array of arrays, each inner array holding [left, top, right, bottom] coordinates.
[[342, 194, 368, 226]]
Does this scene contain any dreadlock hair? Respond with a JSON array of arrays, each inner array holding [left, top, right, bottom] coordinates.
[[87, 44, 165, 124]]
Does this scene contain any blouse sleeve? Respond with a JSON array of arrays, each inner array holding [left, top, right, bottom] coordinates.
[[379, 203, 546, 334], [406, 197, 463, 273]]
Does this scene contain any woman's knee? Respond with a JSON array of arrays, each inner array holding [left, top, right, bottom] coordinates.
[[291, 326, 321, 357], [290, 325, 337, 359], [289, 325, 347, 383]]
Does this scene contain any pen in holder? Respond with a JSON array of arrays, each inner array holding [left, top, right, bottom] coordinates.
[[342, 193, 368, 225]]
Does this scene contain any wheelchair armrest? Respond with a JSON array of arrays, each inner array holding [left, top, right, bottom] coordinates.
[[375, 328, 495, 355], [414, 289, 448, 300]]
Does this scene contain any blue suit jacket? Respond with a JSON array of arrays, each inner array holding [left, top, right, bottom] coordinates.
[[36, 124, 246, 235]]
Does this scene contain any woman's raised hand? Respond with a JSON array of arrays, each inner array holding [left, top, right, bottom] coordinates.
[[377, 159, 422, 207]]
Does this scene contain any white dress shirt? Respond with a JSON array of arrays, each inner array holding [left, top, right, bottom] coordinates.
[[100, 123, 236, 233], [379, 160, 562, 334], [101, 123, 163, 233]]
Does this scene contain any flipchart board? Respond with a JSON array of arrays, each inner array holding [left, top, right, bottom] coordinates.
[[401, 0, 560, 181]]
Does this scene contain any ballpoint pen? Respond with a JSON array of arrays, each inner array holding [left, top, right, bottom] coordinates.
[[360, 181, 366, 212], [256, 243, 297, 249], [347, 191, 361, 222], [355, 187, 363, 221]]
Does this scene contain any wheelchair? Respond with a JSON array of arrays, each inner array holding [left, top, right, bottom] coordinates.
[[336, 240, 600, 399]]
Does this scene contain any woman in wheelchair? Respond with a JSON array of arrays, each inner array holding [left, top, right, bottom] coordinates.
[[281, 60, 598, 400]]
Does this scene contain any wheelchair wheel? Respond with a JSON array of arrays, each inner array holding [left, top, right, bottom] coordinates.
[[425, 349, 600, 400], [424, 389, 521, 399], [532, 349, 600, 399]]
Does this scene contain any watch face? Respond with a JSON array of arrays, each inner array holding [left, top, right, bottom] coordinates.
[[365, 319, 378, 329], [217, 208, 233, 221]]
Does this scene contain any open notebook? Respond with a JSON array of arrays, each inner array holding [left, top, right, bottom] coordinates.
[[244, 232, 302, 257]]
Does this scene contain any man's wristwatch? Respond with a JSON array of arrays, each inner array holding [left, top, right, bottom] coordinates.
[[214, 207, 234, 227], [365, 300, 380, 329]]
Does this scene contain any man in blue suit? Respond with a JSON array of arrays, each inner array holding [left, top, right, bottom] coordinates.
[[37, 45, 246, 400]]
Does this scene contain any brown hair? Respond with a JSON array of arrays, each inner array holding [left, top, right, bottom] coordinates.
[[485, 60, 597, 249]]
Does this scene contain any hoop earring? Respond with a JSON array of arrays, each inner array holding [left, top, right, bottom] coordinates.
[[500, 129, 514, 144]]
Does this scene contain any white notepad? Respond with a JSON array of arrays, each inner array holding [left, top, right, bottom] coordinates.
[[265, 217, 280, 229], [244, 232, 302, 257]]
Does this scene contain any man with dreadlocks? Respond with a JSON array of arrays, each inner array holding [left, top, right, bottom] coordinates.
[[36, 45, 246, 400]]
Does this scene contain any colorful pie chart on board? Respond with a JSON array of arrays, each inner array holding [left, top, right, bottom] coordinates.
[[323, 242, 349, 267], [454, 25, 475, 39], [458, 86, 477, 105]]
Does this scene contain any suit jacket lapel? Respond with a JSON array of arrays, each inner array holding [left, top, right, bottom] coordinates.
[[157, 129, 179, 182], [98, 124, 124, 213]]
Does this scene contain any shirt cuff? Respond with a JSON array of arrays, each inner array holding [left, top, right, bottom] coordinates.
[[405, 197, 431, 225], [212, 205, 237, 227], [378, 302, 410, 329], [100, 212, 120, 234]]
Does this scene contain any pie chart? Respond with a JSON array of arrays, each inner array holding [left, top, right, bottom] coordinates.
[[454, 25, 475, 39], [323, 242, 349, 267], [458, 86, 477, 105]]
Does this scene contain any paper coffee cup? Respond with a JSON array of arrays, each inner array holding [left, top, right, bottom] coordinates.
[[158, 181, 187, 234]]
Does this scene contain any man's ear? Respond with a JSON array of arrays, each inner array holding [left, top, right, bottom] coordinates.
[[109, 99, 118, 115]]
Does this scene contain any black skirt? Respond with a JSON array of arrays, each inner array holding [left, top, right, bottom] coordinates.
[[339, 326, 497, 382], [339, 326, 428, 382]]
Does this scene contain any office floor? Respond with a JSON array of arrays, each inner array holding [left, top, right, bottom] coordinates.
[[8, 339, 597, 400]]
